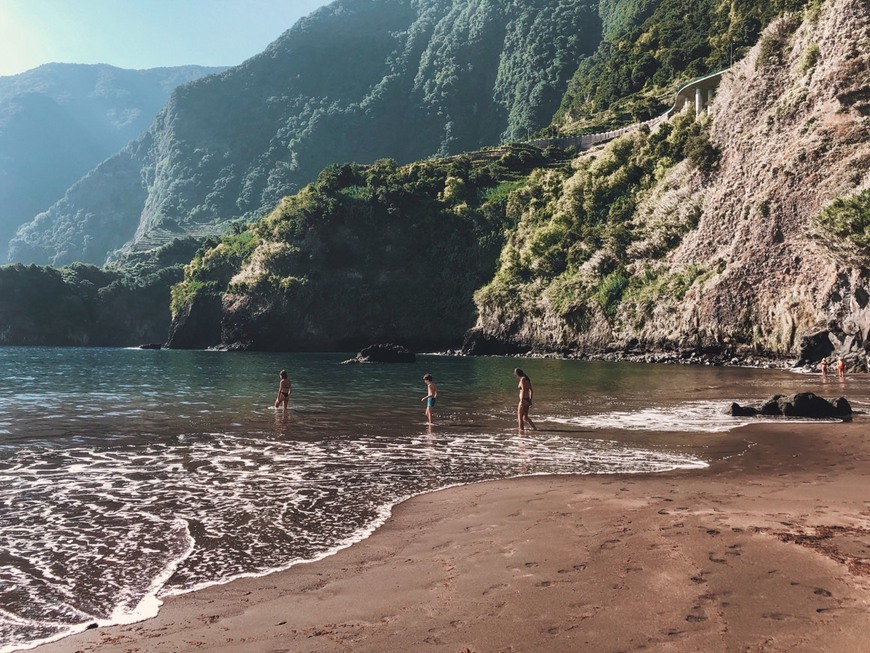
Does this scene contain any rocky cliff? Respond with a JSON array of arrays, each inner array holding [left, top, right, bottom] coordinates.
[[468, 0, 870, 367]]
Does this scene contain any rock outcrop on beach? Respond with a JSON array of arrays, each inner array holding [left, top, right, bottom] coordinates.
[[729, 393, 852, 418]]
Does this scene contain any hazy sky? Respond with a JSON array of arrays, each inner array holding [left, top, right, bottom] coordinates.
[[0, 0, 331, 77]]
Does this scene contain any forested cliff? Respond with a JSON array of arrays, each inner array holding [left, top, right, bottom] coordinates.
[[9, 0, 600, 268], [468, 0, 869, 366]]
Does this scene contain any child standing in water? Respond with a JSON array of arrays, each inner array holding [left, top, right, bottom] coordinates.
[[421, 374, 437, 425], [274, 369, 292, 410], [514, 367, 537, 431]]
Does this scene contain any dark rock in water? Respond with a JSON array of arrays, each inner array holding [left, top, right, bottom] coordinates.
[[138, 343, 162, 350], [832, 396, 853, 417], [728, 402, 758, 417], [342, 344, 416, 364], [778, 392, 845, 418]]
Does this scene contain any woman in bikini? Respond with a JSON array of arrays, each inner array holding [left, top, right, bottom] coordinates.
[[514, 368, 536, 431], [274, 369, 292, 410]]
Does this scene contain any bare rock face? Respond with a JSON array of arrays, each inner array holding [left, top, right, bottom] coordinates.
[[661, 0, 870, 361]]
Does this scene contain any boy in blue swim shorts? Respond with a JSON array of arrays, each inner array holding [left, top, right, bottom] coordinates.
[[421, 373, 438, 425]]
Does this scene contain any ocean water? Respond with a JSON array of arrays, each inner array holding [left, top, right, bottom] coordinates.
[[0, 347, 864, 652]]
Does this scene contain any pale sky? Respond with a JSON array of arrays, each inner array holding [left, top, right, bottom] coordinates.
[[0, 0, 331, 77]]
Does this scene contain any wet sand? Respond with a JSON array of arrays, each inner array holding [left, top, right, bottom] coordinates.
[[35, 420, 870, 653]]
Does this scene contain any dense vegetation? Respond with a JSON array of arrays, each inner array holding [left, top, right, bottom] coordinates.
[[0, 264, 175, 346], [555, 0, 813, 131], [812, 189, 870, 262], [473, 112, 717, 340], [2, 0, 848, 351], [168, 145, 570, 349]]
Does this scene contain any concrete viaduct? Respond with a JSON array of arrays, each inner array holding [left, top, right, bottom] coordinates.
[[528, 68, 730, 151]]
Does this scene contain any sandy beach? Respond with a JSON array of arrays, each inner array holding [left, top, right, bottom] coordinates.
[[33, 419, 870, 653]]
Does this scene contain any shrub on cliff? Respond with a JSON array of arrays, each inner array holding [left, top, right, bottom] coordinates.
[[812, 189, 870, 261], [474, 112, 715, 342]]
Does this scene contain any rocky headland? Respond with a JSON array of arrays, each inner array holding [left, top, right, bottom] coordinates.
[[466, 0, 870, 370]]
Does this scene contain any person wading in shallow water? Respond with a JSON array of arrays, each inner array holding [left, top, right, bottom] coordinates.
[[274, 369, 292, 410], [421, 374, 437, 425], [514, 368, 537, 432]]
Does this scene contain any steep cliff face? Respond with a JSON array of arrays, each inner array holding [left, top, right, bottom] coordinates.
[[469, 0, 870, 364], [659, 0, 870, 358], [9, 0, 600, 268]]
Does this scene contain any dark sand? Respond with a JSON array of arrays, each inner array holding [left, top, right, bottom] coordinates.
[[35, 421, 870, 652]]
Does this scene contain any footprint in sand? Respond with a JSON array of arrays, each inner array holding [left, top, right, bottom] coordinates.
[[483, 583, 509, 596], [763, 612, 793, 621]]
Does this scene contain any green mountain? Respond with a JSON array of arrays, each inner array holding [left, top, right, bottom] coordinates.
[[0, 63, 224, 257], [8, 0, 601, 268], [168, 0, 870, 367], [4, 0, 867, 365]]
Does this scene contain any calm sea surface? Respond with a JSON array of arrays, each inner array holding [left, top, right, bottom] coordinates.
[[0, 347, 865, 651]]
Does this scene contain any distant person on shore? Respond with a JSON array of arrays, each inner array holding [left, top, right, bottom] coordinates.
[[421, 374, 437, 425], [836, 356, 846, 380], [820, 358, 829, 378], [274, 369, 292, 410], [514, 368, 537, 431]]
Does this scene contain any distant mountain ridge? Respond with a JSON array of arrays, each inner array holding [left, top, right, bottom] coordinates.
[[8, 0, 601, 267], [0, 63, 224, 256]]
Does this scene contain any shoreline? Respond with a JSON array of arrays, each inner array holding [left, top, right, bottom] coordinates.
[[32, 419, 870, 652]]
